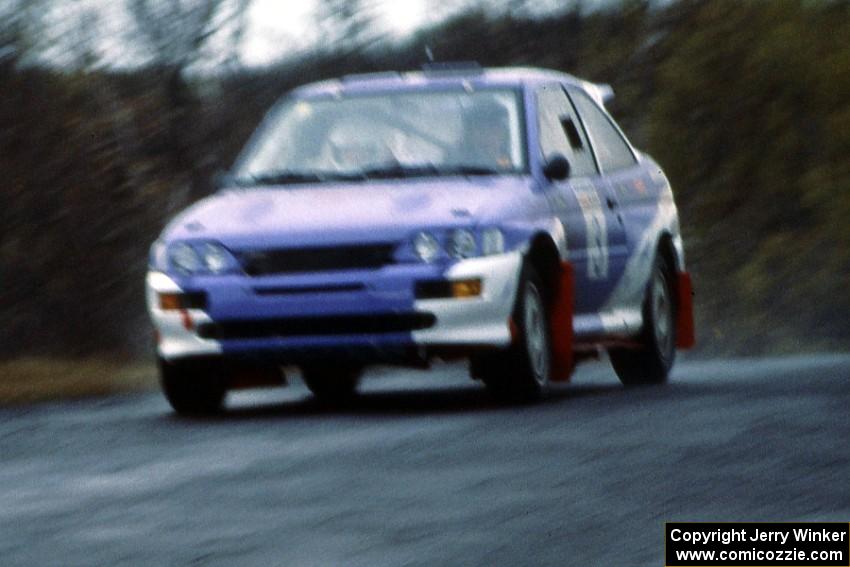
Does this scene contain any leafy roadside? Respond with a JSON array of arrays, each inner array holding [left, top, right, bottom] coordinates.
[[0, 358, 156, 405]]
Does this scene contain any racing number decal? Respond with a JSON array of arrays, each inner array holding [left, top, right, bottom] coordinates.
[[573, 182, 609, 280], [589, 215, 607, 279]]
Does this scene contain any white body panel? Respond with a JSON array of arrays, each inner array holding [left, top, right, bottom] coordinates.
[[413, 251, 522, 346], [146, 272, 222, 360]]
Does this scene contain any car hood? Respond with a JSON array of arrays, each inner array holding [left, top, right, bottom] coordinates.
[[162, 176, 538, 249]]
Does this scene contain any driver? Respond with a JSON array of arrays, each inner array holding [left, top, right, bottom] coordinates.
[[324, 119, 395, 171], [461, 99, 513, 170]]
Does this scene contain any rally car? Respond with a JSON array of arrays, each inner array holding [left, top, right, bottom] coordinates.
[[146, 64, 695, 415]]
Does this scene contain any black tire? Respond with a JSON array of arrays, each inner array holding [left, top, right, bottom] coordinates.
[[301, 365, 362, 403], [609, 254, 677, 386], [159, 357, 227, 416], [476, 265, 552, 402]]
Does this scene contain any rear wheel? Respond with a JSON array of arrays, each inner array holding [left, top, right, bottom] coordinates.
[[159, 358, 227, 416], [476, 265, 552, 402], [609, 255, 676, 385], [301, 365, 362, 402]]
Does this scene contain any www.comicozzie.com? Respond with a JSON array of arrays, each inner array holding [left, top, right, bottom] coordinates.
[[665, 522, 850, 567]]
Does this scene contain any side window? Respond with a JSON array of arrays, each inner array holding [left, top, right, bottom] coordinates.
[[568, 89, 637, 173], [536, 85, 597, 178]]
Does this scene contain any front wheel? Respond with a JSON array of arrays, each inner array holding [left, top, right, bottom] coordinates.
[[477, 266, 552, 402], [609, 255, 676, 385], [301, 365, 362, 403], [159, 358, 228, 416]]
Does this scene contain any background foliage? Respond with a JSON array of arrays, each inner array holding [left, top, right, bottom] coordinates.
[[1, 0, 848, 359]]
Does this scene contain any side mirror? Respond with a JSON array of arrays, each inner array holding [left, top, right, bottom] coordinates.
[[543, 153, 570, 181]]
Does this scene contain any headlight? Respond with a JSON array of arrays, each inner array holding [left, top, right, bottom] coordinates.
[[168, 242, 202, 274], [413, 232, 440, 263], [481, 228, 505, 256], [166, 241, 238, 275], [201, 243, 232, 273], [448, 229, 477, 259]]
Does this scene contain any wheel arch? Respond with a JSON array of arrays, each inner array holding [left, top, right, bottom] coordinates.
[[524, 232, 562, 305], [656, 231, 696, 349], [654, 231, 682, 308], [656, 231, 680, 273]]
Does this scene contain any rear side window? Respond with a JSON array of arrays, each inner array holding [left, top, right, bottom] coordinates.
[[568, 89, 637, 173], [536, 85, 597, 178]]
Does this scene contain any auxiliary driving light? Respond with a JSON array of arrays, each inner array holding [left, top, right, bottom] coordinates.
[[451, 278, 482, 298], [157, 292, 207, 311], [415, 278, 482, 299]]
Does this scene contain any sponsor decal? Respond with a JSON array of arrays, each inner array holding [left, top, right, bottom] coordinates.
[[573, 181, 608, 280]]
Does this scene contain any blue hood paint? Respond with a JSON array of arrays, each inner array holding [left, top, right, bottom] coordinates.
[[162, 175, 548, 358], [163, 176, 542, 250]]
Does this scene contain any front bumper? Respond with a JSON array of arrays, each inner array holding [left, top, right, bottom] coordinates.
[[146, 251, 522, 363]]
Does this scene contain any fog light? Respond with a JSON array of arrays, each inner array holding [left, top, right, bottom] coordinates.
[[451, 279, 482, 298]]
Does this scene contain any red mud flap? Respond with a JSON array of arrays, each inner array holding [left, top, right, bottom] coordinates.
[[676, 272, 696, 349], [550, 261, 575, 382]]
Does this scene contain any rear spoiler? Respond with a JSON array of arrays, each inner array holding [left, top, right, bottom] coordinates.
[[582, 81, 615, 108]]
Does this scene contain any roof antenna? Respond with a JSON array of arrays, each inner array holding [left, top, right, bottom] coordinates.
[[425, 46, 435, 63]]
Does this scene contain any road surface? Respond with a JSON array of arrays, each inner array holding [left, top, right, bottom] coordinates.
[[1, 354, 848, 566]]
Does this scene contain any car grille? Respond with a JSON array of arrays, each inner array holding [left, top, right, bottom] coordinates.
[[237, 244, 396, 276], [196, 313, 435, 340]]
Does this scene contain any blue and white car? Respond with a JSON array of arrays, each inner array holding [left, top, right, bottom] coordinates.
[[146, 64, 695, 414]]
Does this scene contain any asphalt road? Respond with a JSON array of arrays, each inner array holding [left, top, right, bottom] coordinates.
[[1, 354, 848, 566]]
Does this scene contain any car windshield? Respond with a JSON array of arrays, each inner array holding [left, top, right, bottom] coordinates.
[[234, 88, 526, 184]]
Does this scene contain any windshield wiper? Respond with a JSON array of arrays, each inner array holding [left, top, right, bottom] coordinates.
[[357, 163, 441, 179], [232, 170, 359, 186], [356, 163, 500, 180], [439, 164, 501, 176], [234, 164, 504, 186]]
